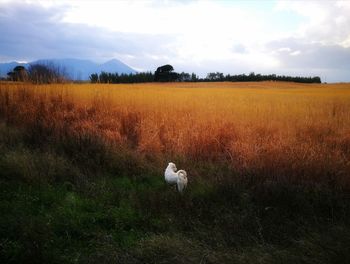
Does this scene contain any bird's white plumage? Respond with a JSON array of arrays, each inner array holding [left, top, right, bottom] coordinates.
[[164, 162, 188, 192], [164, 162, 178, 184], [176, 170, 188, 192]]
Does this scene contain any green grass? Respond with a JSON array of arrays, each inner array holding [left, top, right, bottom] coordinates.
[[0, 123, 350, 263]]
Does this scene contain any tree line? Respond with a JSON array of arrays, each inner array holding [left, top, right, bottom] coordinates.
[[89, 65, 199, 83], [90, 64, 321, 84], [204, 71, 321, 83], [3, 63, 321, 84]]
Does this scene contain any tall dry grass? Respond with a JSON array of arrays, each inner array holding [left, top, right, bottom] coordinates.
[[0, 81, 349, 187]]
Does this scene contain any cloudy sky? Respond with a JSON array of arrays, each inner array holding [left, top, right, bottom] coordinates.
[[1, 0, 350, 82]]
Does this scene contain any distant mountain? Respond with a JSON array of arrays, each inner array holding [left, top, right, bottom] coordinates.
[[0, 58, 137, 80]]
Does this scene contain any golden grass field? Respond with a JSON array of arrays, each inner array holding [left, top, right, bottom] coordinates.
[[1, 81, 350, 186]]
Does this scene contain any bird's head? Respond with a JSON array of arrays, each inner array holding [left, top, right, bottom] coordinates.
[[168, 162, 177, 171]]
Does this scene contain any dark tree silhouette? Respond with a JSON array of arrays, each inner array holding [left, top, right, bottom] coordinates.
[[154, 64, 179, 82], [7, 71, 15, 81], [90, 71, 155, 84], [89, 73, 99, 83], [6, 66, 28, 82], [28, 63, 68, 84], [206, 72, 224, 81], [178, 72, 191, 82], [156, 64, 174, 73], [13, 66, 28, 82], [191, 73, 198, 82]]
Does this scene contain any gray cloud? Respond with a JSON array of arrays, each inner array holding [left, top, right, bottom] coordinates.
[[0, 2, 177, 71], [269, 38, 350, 68], [266, 38, 350, 81]]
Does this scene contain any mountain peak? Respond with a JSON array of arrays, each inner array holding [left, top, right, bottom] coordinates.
[[102, 59, 127, 66], [104, 59, 120, 63]]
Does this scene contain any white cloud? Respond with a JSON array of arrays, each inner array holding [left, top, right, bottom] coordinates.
[[275, 0, 350, 47], [61, 1, 271, 56], [290, 50, 301, 56], [278, 47, 292, 53]]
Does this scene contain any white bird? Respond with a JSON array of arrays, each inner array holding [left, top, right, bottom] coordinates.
[[164, 162, 188, 192]]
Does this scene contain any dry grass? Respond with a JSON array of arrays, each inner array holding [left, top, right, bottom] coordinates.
[[0, 81, 349, 187]]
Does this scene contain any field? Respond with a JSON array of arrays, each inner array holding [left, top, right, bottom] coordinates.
[[1, 81, 350, 263]]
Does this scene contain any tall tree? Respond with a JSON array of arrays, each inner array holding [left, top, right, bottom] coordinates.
[[13, 66, 28, 82], [154, 64, 178, 82]]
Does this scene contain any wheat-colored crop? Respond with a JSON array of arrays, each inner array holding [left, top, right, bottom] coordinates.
[[0, 81, 349, 186]]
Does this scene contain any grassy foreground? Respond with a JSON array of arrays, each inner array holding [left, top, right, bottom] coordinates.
[[0, 82, 350, 263]]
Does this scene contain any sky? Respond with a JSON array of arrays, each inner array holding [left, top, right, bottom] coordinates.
[[1, 0, 350, 82]]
